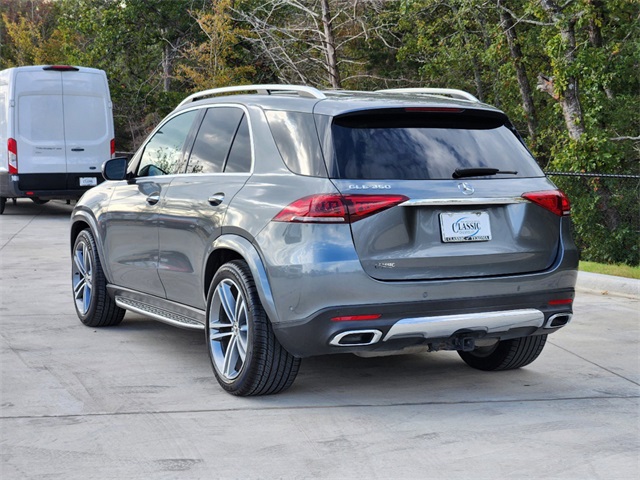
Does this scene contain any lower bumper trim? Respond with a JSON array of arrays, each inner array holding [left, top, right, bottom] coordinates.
[[383, 308, 544, 342]]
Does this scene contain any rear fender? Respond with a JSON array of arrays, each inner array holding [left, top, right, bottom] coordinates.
[[210, 235, 280, 325]]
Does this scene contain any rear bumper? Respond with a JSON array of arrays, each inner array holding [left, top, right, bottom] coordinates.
[[0, 172, 103, 199], [272, 290, 574, 357]]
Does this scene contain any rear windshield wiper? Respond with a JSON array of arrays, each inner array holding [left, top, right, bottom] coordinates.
[[452, 168, 518, 179]]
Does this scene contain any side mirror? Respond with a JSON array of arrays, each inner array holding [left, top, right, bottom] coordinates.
[[102, 157, 129, 181]]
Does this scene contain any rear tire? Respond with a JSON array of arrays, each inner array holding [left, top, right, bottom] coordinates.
[[72, 229, 125, 327], [458, 335, 547, 371], [31, 197, 49, 205], [206, 260, 300, 396]]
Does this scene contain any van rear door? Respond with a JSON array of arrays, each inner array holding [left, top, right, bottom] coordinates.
[[61, 68, 113, 189], [14, 68, 66, 188]]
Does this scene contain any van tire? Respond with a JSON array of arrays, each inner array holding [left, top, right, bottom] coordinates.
[[72, 229, 125, 327], [31, 198, 49, 205]]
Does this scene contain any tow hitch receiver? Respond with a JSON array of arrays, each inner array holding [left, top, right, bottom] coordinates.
[[452, 337, 476, 352]]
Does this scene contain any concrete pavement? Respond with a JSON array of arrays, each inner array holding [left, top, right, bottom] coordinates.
[[1, 200, 638, 479]]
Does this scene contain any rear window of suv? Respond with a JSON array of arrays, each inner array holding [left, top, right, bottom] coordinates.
[[326, 110, 544, 180]]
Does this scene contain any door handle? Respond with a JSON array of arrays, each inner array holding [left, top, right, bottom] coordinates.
[[71, 148, 85, 152], [146, 194, 161, 205], [208, 193, 225, 206]]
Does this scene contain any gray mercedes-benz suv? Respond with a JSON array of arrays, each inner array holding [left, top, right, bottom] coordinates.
[[70, 85, 578, 396]]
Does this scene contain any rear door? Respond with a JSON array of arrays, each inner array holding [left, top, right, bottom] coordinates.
[[324, 109, 562, 280], [14, 68, 66, 180], [158, 106, 252, 310], [61, 68, 113, 188]]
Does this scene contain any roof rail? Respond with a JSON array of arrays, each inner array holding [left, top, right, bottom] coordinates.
[[178, 84, 326, 106], [376, 88, 479, 102]]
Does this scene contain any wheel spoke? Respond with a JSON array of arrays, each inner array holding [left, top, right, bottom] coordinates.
[[218, 281, 236, 322], [74, 278, 86, 299], [74, 249, 86, 276], [223, 334, 240, 378], [209, 330, 232, 341]]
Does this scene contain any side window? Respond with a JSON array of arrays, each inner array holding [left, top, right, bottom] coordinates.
[[225, 115, 251, 173], [138, 110, 198, 177], [186, 107, 243, 174]]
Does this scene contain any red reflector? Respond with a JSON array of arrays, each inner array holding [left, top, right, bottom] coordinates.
[[110, 138, 116, 157], [26, 191, 34, 196], [331, 314, 382, 322], [548, 299, 573, 305], [8, 138, 18, 174], [273, 194, 408, 223], [522, 190, 571, 216], [405, 107, 464, 113]]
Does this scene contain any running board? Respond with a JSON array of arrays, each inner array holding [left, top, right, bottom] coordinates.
[[112, 291, 205, 331]]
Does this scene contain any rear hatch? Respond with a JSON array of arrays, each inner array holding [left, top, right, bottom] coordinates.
[[322, 108, 564, 281]]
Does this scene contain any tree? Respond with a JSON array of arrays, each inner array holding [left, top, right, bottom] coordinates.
[[232, 0, 397, 89], [176, 0, 256, 91]]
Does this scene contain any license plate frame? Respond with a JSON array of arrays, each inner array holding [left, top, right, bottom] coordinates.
[[79, 177, 98, 187], [439, 211, 492, 243]]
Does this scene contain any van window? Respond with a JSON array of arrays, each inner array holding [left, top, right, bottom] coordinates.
[[63, 95, 108, 142], [186, 107, 243, 174], [18, 95, 65, 142], [138, 110, 198, 176]]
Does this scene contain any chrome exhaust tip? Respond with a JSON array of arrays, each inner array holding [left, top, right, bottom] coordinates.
[[545, 313, 573, 329], [329, 329, 382, 347]]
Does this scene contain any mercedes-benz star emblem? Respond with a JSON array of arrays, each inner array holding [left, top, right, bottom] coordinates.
[[458, 182, 475, 195]]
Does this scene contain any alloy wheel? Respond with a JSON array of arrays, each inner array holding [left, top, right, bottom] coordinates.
[[208, 278, 249, 381]]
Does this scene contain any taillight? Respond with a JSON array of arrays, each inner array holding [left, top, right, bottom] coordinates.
[[273, 194, 409, 223], [522, 190, 571, 216], [8, 138, 17, 174], [110, 138, 116, 157]]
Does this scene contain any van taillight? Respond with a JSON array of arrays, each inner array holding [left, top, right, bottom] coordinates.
[[8, 138, 17, 174], [522, 190, 571, 216], [110, 139, 116, 157], [273, 194, 409, 223]]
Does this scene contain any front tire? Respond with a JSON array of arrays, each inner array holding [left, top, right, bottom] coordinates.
[[458, 335, 547, 371], [206, 260, 300, 396], [72, 229, 125, 327]]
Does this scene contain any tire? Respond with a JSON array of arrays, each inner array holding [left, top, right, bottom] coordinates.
[[72, 229, 125, 327], [458, 335, 547, 371], [206, 260, 301, 396], [0, 197, 5, 214], [31, 198, 49, 205]]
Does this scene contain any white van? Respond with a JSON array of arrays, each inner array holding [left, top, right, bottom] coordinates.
[[0, 65, 114, 214]]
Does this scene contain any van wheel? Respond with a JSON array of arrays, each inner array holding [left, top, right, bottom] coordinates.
[[206, 260, 301, 396], [0, 197, 5, 214], [72, 229, 125, 327], [458, 335, 547, 371], [31, 197, 49, 205]]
